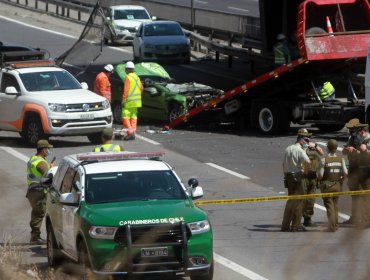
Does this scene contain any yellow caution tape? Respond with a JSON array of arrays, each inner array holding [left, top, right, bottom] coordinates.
[[195, 190, 370, 206]]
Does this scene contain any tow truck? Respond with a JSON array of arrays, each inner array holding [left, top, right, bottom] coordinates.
[[167, 0, 370, 134]]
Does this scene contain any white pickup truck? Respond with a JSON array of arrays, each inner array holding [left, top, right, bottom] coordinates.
[[0, 55, 112, 145]]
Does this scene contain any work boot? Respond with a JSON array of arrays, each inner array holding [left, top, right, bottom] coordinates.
[[124, 133, 135, 141], [30, 236, 46, 245], [303, 218, 314, 227]]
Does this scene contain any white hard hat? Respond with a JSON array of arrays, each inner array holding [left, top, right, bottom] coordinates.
[[277, 33, 286, 40], [104, 64, 114, 72], [125, 61, 135, 69]]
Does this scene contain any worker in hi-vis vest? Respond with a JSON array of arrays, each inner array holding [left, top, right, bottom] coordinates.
[[121, 61, 143, 141]]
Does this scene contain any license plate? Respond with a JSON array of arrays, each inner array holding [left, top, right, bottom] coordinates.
[[141, 247, 168, 257], [80, 113, 94, 120]]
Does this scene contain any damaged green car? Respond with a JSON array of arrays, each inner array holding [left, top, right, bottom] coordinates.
[[111, 62, 223, 124]]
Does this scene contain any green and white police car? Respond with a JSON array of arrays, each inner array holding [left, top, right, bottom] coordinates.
[[45, 152, 213, 279]]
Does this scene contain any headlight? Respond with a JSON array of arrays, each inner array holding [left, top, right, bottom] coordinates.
[[188, 220, 210, 235], [144, 44, 155, 50], [89, 226, 117, 239], [116, 25, 127, 31], [49, 103, 67, 112], [102, 100, 110, 109]]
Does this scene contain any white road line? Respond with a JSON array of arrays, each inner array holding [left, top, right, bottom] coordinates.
[[228, 6, 249, 13], [205, 162, 250, 179], [195, 0, 208, 4], [0, 146, 29, 162], [135, 133, 161, 145], [314, 203, 350, 220], [214, 253, 268, 280]]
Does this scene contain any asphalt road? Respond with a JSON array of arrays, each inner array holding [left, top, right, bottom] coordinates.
[[1, 4, 370, 280]]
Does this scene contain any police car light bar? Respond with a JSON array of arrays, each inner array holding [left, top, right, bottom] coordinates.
[[7, 59, 55, 69], [76, 152, 165, 162]]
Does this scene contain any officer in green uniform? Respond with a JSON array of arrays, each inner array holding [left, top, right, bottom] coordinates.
[[281, 134, 311, 232], [26, 139, 55, 244], [297, 129, 324, 227], [342, 118, 365, 226], [318, 139, 347, 232], [93, 128, 124, 152]]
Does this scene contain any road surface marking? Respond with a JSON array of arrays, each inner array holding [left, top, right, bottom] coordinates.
[[205, 162, 250, 179], [135, 133, 161, 145], [228, 6, 249, 13], [214, 253, 268, 280], [0, 146, 28, 162], [314, 203, 350, 220], [195, 0, 208, 4]]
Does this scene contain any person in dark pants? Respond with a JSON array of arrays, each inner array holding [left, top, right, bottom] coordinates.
[[318, 139, 347, 232], [26, 139, 55, 244], [281, 134, 311, 232]]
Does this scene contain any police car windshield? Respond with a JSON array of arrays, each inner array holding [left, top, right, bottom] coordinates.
[[20, 71, 82, 92], [85, 170, 187, 204]]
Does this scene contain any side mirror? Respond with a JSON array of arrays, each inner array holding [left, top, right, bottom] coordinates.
[[152, 16, 157, 21], [106, 16, 111, 21], [188, 178, 199, 188], [81, 82, 88, 90], [191, 186, 204, 199], [5, 86, 20, 95], [59, 193, 78, 206]]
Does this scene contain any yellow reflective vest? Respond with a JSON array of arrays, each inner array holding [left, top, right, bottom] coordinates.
[[123, 72, 142, 108], [319, 81, 335, 100], [27, 155, 49, 189], [94, 144, 122, 152]]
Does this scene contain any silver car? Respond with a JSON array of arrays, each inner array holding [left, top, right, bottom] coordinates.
[[132, 21, 191, 64]]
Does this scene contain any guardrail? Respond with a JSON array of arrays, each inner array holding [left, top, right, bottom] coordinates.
[[1, 0, 271, 68]]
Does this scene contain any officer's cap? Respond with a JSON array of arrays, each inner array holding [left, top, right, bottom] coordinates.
[[101, 128, 113, 138], [297, 128, 312, 137], [37, 139, 53, 149], [345, 118, 368, 130], [327, 139, 338, 151]]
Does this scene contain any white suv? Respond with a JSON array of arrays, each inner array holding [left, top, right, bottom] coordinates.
[[104, 5, 156, 45], [0, 58, 112, 145]]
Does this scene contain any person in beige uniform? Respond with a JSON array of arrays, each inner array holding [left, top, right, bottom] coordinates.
[[318, 139, 347, 232], [281, 134, 311, 232]]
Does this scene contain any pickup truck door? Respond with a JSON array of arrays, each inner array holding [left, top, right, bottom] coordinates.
[[0, 72, 24, 131]]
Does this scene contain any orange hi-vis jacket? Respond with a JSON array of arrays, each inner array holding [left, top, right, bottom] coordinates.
[[94, 72, 111, 102]]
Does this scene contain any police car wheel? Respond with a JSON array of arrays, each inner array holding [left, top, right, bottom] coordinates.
[[47, 224, 62, 267], [78, 242, 92, 280]]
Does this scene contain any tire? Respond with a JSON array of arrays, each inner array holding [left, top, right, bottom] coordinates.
[[47, 224, 62, 267], [112, 102, 122, 124], [190, 261, 214, 280], [78, 242, 92, 280], [103, 37, 109, 45], [316, 123, 345, 132], [22, 116, 46, 146], [88, 132, 101, 144], [168, 103, 185, 122], [306, 27, 327, 36], [257, 104, 290, 134]]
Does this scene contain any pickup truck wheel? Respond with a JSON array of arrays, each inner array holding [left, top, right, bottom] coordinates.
[[78, 242, 92, 280], [22, 117, 46, 145], [316, 123, 345, 132], [112, 102, 122, 124], [47, 224, 62, 267], [168, 103, 185, 122], [190, 261, 214, 280], [88, 132, 102, 144]]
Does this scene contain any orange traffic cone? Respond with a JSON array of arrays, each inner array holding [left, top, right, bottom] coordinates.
[[326, 16, 334, 34]]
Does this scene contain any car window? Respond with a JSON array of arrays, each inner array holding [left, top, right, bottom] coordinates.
[[0, 73, 20, 92], [114, 9, 150, 20], [20, 70, 82, 92], [60, 167, 77, 194], [145, 23, 183, 36], [85, 170, 186, 204]]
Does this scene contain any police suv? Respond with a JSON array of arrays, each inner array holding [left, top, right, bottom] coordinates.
[[45, 152, 213, 279], [0, 51, 112, 145]]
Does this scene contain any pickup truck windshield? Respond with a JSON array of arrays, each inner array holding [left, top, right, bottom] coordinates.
[[85, 170, 187, 204], [20, 70, 82, 92]]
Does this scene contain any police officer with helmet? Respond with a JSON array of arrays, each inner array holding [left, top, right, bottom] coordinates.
[[26, 139, 55, 244], [318, 139, 347, 232], [93, 128, 124, 152]]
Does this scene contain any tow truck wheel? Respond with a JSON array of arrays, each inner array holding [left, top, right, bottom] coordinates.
[[78, 242, 92, 280], [257, 104, 290, 134], [22, 116, 46, 146], [112, 102, 122, 124], [306, 27, 327, 36], [316, 123, 345, 132], [47, 224, 62, 267]]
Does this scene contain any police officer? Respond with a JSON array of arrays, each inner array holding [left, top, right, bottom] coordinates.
[[26, 139, 55, 244], [318, 139, 347, 232], [342, 118, 365, 226], [121, 61, 143, 141], [297, 129, 324, 227], [281, 134, 311, 232], [94, 64, 114, 103], [93, 128, 124, 152]]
